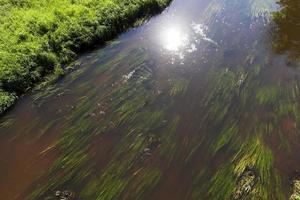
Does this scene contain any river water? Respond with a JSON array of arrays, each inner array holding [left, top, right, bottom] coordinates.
[[1, 0, 300, 199]]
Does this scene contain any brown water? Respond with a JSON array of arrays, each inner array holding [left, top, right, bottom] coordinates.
[[1, 0, 300, 199]]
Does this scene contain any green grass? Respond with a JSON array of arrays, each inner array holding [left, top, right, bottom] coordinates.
[[0, 0, 171, 114]]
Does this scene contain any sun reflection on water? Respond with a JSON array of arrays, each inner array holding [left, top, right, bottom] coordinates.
[[161, 27, 188, 51], [156, 22, 218, 64]]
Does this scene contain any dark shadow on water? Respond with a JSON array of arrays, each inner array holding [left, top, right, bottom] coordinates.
[[272, 0, 300, 60]]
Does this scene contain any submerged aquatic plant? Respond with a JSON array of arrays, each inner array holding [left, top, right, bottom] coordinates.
[[256, 86, 279, 105], [27, 42, 186, 199]]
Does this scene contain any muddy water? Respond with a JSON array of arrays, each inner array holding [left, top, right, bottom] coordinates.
[[1, 0, 300, 199]]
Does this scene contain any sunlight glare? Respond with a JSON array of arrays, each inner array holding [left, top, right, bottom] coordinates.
[[161, 27, 187, 51]]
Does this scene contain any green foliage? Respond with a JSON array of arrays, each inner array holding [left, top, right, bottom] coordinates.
[[0, 90, 17, 114], [0, 0, 171, 114]]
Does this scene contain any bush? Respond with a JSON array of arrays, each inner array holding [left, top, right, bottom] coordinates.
[[0, 90, 17, 114]]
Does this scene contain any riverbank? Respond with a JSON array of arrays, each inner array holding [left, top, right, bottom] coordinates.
[[0, 0, 172, 114]]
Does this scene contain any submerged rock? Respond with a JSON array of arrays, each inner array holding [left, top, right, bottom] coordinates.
[[139, 134, 161, 162], [232, 168, 257, 200], [54, 190, 75, 200], [144, 148, 152, 156], [148, 134, 161, 149], [290, 179, 300, 200]]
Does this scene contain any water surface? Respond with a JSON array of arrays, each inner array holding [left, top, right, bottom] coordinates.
[[1, 0, 300, 199]]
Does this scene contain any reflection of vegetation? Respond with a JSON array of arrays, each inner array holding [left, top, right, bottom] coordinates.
[[0, 0, 172, 114], [273, 0, 300, 58]]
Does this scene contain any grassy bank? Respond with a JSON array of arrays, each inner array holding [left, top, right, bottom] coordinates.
[[0, 0, 171, 114]]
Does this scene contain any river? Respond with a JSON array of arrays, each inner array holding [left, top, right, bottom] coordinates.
[[1, 0, 299, 199]]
